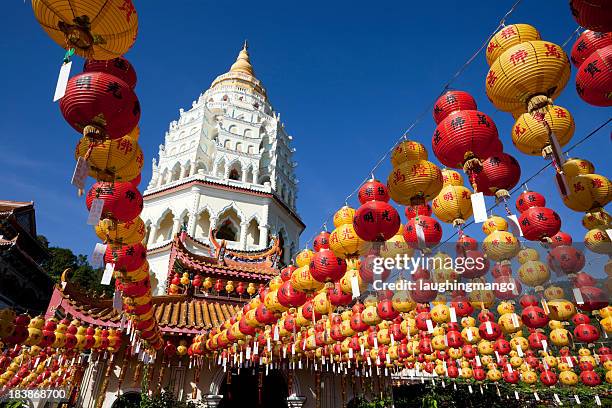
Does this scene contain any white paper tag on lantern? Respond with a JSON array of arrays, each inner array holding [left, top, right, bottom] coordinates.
[[516, 345, 523, 357], [541, 299, 550, 315], [475, 355, 481, 367], [360, 344, 365, 355], [246, 347, 251, 360], [466, 328, 474, 341], [267, 338, 271, 352], [534, 392, 540, 401], [373, 337, 378, 349], [112, 289, 122, 311], [485, 321, 493, 335], [273, 325, 279, 341], [415, 222, 426, 249], [511, 313, 520, 328], [542, 340, 548, 353], [553, 393, 562, 405], [471, 192, 488, 223], [605, 229, 612, 241], [574, 395, 581, 405], [349, 348, 353, 359], [90, 243, 107, 268], [514, 391, 519, 400], [101, 263, 114, 285], [350, 276, 360, 298], [468, 385, 473, 394], [566, 356, 573, 367], [595, 395, 601, 406], [507, 363, 513, 373], [449, 307, 457, 323], [87, 199, 105, 225], [254, 342, 259, 355], [71, 157, 89, 191], [507, 214, 523, 237], [386, 354, 391, 364], [494, 351, 500, 362], [426, 319, 434, 334], [53, 61, 72, 102], [390, 333, 395, 347], [573, 287, 586, 306]]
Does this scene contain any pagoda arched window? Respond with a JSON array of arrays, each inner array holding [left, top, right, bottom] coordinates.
[[155, 212, 174, 243], [235, 142, 243, 152], [246, 219, 260, 246], [228, 162, 242, 181], [245, 167, 254, 183], [195, 210, 211, 239], [216, 220, 238, 242]]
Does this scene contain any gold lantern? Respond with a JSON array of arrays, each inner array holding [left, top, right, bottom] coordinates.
[[512, 105, 574, 156], [485, 24, 541, 66], [432, 185, 473, 226]]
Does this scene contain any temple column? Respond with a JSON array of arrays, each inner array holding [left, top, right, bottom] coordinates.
[[172, 217, 182, 237], [258, 225, 269, 248], [181, 163, 189, 178], [188, 188, 201, 236], [239, 221, 248, 250], [148, 225, 158, 246], [190, 161, 197, 176], [253, 168, 259, 184]]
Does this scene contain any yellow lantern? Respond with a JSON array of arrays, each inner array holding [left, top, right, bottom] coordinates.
[[584, 228, 612, 255], [333, 206, 355, 228], [485, 24, 541, 66], [497, 301, 515, 315], [482, 215, 508, 234], [32, 0, 139, 60], [388, 160, 443, 206], [498, 313, 522, 334], [339, 269, 366, 295], [517, 247, 540, 264], [512, 105, 574, 156], [432, 185, 473, 226], [547, 299, 576, 321], [180, 273, 190, 286], [361, 305, 381, 326], [562, 157, 595, 178], [330, 223, 366, 258], [543, 285, 564, 301], [430, 304, 450, 324], [582, 209, 612, 229], [295, 250, 314, 268], [313, 292, 330, 315], [521, 369, 538, 385], [482, 230, 520, 262], [461, 326, 480, 344], [390, 140, 428, 167], [518, 260, 550, 290], [441, 169, 464, 187], [246, 282, 256, 296], [600, 316, 612, 334], [486, 40, 570, 114], [392, 290, 415, 312], [379, 232, 414, 258], [290, 265, 324, 292], [559, 370, 579, 386], [563, 174, 612, 212], [549, 328, 570, 347], [510, 335, 528, 352], [469, 284, 495, 309], [96, 216, 146, 245], [487, 368, 502, 381]]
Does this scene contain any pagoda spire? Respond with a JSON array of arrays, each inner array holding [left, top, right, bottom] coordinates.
[[229, 40, 254, 76]]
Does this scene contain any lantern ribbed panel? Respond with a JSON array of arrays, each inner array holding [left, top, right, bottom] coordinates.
[[486, 24, 541, 66], [333, 206, 355, 228], [403, 216, 443, 248], [310, 249, 347, 283], [482, 215, 508, 235], [474, 153, 521, 196], [387, 160, 443, 205], [512, 105, 575, 156], [482, 230, 520, 261], [390, 140, 428, 167], [104, 242, 147, 272], [277, 281, 307, 308], [329, 224, 366, 258], [353, 201, 400, 241], [563, 174, 612, 212], [486, 41, 571, 114], [433, 91, 477, 124], [295, 249, 314, 267], [518, 206, 561, 241], [84, 57, 137, 88], [432, 110, 501, 168], [115, 261, 149, 283], [569, 0, 612, 32], [432, 185, 473, 224], [95, 216, 145, 245], [518, 260, 550, 288], [358, 179, 390, 204], [515, 190, 546, 212], [562, 158, 595, 178], [60, 72, 140, 139], [32, 0, 138, 60], [571, 31, 612, 68], [576, 45, 612, 107], [86, 181, 143, 222], [290, 265, 324, 291], [441, 169, 464, 187]]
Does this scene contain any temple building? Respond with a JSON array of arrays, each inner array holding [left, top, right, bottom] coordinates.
[[0, 200, 52, 313], [140, 42, 304, 295]]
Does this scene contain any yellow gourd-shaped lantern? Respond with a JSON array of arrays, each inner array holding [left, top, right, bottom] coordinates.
[[486, 36, 570, 114], [95, 216, 145, 245], [582, 209, 611, 229], [432, 185, 473, 226], [75, 126, 142, 181], [32, 0, 139, 60], [485, 24, 541, 66], [387, 140, 443, 206], [339, 269, 367, 295], [295, 249, 314, 267], [517, 247, 539, 264], [563, 173, 612, 212], [562, 157, 595, 178], [512, 105, 575, 156], [329, 206, 366, 258]]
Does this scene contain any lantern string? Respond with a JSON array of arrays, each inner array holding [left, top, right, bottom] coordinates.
[[303, 0, 527, 245], [431, 117, 612, 251]]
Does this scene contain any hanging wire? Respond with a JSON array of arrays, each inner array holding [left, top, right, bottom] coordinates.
[[300, 0, 527, 247], [431, 117, 612, 250]]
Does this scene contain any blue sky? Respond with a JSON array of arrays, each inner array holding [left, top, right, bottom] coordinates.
[[1, 1, 610, 265]]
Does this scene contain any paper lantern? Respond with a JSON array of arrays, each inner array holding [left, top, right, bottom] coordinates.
[[482, 215, 508, 235], [485, 24, 541, 66], [518, 261, 550, 290], [511, 105, 575, 156], [518, 206, 561, 241], [562, 157, 595, 178], [358, 179, 390, 204], [547, 245, 586, 276], [60, 72, 140, 140], [310, 248, 347, 283], [569, 0, 612, 32], [31, 0, 138, 60], [584, 227, 612, 254], [353, 200, 400, 241], [473, 153, 521, 197], [515, 190, 546, 212], [432, 185, 473, 226], [575, 45, 612, 107], [313, 231, 330, 252], [571, 31, 612, 68], [329, 223, 366, 258], [104, 242, 146, 272], [405, 203, 432, 219], [482, 230, 520, 262], [86, 181, 143, 222], [432, 110, 501, 169], [486, 40, 571, 114], [403, 216, 443, 249], [550, 231, 573, 247], [290, 266, 324, 292], [388, 159, 443, 205], [95, 216, 145, 245], [390, 140, 428, 167], [563, 173, 612, 212], [84, 57, 137, 88], [432, 90, 478, 124], [295, 249, 314, 268]]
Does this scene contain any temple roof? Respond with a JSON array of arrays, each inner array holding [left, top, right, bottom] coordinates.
[[46, 283, 243, 335]]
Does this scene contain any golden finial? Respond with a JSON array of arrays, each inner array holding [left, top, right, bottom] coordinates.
[[230, 40, 254, 75]]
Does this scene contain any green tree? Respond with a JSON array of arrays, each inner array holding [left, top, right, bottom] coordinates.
[[37, 235, 114, 298]]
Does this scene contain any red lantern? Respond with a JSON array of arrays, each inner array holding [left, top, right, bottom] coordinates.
[[575, 286, 608, 311], [411, 279, 437, 303], [255, 304, 277, 325], [580, 370, 601, 386], [576, 45, 612, 107], [521, 305, 549, 329], [479, 321, 502, 340], [569, 0, 612, 32], [301, 300, 322, 322], [350, 312, 369, 333], [473, 367, 486, 381], [403, 216, 443, 249], [432, 109, 501, 169], [328, 282, 352, 306], [446, 329, 464, 348], [105, 243, 146, 271], [528, 330, 547, 350], [575, 272, 597, 287], [86, 181, 143, 223], [192, 275, 202, 288], [494, 338, 511, 355], [550, 231, 573, 247], [83, 57, 138, 89], [547, 245, 586, 275], [122, 279, 150, 297], [574, 323, 600, 343], [405, 203, 432, 219], [377, 299, 399, 321], [518, 207, 561, 241], [277, 281, 307, 308], [432, 90, 478, 124], [354, 201, 400, 241], [491, 262, 512, 278], [473, 153, 521, 197], [456, 250, 489, 279], [449, 296, 474, 317], [455, 234, 478, 255], [310, 248, 346, 283], [571, 31, 612, 67], [235, 281, 244, 296], [358, 179, 390, 204], [515, 190, 546, 213], [359, 252, 390, 283], [59, 72, 140, 139], [313, 231, 331, 252], [540, 370, 558, 386]]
